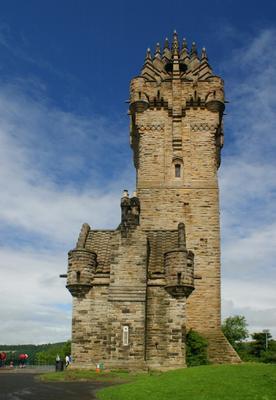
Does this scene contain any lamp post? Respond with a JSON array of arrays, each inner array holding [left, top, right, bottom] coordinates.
[[263, 329, 269, 351]]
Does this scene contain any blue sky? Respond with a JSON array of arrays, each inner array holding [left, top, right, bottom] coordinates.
[[0, 0, 275, 344]]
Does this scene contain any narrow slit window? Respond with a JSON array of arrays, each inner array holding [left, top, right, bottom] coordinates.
[[123, 326, 129, 346], [76, 271, 81, 282], [175, 164, 181, 178]]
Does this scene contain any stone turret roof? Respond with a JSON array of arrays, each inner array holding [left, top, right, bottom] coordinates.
[[85, 230, 115, 274], [84, 228, 179, 276], [147, 230, 178, 274]]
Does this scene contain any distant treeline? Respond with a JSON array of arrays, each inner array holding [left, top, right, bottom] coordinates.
[[0, 341, 71, 365]]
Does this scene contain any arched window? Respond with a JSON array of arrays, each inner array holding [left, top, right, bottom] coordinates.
[[175, 164, 181, 178]]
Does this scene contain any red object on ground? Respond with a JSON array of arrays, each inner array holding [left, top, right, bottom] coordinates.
[[18, 354, 28, 360]]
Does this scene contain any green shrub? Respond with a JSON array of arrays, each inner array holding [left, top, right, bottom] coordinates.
[[186, 329, 209, 366], [260, 350, 276, 364]]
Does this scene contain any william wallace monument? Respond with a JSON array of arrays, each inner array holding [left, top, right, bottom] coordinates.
[[64, 32, 240, 369]]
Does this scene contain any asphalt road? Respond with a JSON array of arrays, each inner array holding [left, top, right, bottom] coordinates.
[[0, 372, 111, 400]]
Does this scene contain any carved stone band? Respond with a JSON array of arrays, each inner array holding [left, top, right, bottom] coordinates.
[[190, 123, 217, 132], [138, 124, 165, 132]]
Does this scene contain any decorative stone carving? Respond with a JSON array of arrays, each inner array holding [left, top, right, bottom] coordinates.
[[137, 124, 164, 132], [120, 190, 140, 236], [190, 122, 218, 132]]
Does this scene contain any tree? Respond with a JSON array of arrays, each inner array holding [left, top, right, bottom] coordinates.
[[222, 315, 249, 348], [250, 331, 272, 357], [61, 341, 71, 358]]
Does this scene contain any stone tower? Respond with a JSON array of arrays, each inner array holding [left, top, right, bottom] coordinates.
[[63, 32, 240, 370]]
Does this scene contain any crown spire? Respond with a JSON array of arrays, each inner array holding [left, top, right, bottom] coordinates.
[[162, 37, 171, 61], [201, 47, 208, 61], [139, 35, 212, 80], [172, 30, 179, 55], [141, 47, 157, 79], [180, 37, 189, 60], [154, 42, 161, 59], [190, 42, 198, 59], [145, 47, 152, 61], [182, 38, 188, 50]]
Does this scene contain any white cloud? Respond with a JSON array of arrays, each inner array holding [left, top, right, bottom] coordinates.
[[220, 28, 276, 337], [0, 79, 135, 344], [0, 80, 135, 245], [0, 247, 71, 344]]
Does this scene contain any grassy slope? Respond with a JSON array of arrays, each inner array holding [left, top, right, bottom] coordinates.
[[97, 364, 276, 400]]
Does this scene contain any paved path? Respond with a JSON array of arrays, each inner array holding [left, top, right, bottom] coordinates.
[[0, 372, 111, 400]]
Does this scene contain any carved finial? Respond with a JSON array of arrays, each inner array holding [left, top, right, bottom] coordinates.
[[162, 37, 172, 61], [130, 193, 140, 225], [178, 222, 186, 249], [121, 190, 130, 227], [122, 189, 129, 198], [190, 42, 198, 58], [154, 42, 161, 59], [76, 223, 90, 249], [145, 48, 152, 61], [180, 38, 189, 60], [178, 222, 187, 250], [201, 47, 208, 60], [182, 38, 188, 50]]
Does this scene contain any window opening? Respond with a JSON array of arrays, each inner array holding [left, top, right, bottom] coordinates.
[[123, 326, 129, 346], [76, 271, 81, 282], [175, 164, 181, 178]]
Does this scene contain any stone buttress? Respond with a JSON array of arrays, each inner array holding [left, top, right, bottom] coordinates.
[[63, 32, 240, 369]]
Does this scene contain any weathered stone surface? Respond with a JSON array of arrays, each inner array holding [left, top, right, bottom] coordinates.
[[65, 32, 240, 370]]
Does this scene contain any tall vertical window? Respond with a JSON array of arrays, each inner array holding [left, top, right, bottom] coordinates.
[[122, 326, 129, 346], [175, 164, 181, 178], [76, 271, 81, 282]]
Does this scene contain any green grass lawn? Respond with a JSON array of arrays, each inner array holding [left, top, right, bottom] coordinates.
[[97, 364, 276, 400], [39, 368, 136, 383]]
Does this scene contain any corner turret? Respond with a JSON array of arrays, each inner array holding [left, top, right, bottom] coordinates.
[[164, 223, 194, 298], [66, 223, 97, 297]]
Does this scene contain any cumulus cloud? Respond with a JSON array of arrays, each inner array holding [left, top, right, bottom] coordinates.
[[0, 79, 135, 244], [0, 78, 135, 344], [0, 246, 71, 343], [220, 28, 276, 336]]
